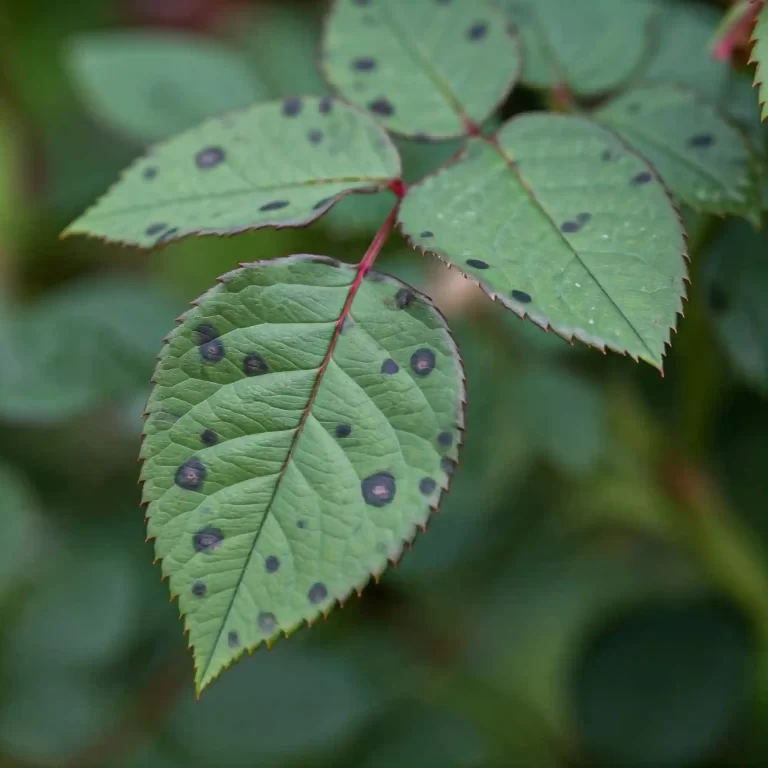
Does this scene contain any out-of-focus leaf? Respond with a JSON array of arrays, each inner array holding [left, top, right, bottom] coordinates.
[[596, 84, 760, 223], [504, 0, 656, 96], [702, 220, 768, 394], [141, 256, 465, 691], [67, 32, 268, 143], [0, 275, 179, 424], [64, 97, 401, 248], [753, 2, 768, 121], [169, 644, 377, 766], [572, 597, 753, 768], [322, 0, 520, 138], [711, 0, 755, 60], [399, 114, 687, 369]]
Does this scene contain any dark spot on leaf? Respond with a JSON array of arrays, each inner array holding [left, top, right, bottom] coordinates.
[[394, 288, 414, 309], [265, 555, 280, 574], [511, 289, 532, 304], [193, 526, 223, 553], [260, 200, 290, 212], [195, 146, 225, 169], [313, 196, 335, 210], [631, 171, 653, 186], [411, 348, 436, 376], [195, 324, 219, 345], [381, 358, 399, 375], [601, 150, 613, 161], [467, 22, 488, 40], [176, 458, 206, 491], [200, 339, 225, 364], [243, 352, 269, 376], [438, 431, 453, 448], [362, 472, 396, 507], [709, 284, 728, 312], [319, 96, 333, 114], [368, 97, 394, 116], [419, 477, 437, 495], [192, 581, 207, 597], [352, 57, 377, 72], [146, 223, 167, 236], [466, 258, 489, 269], [283, 96, 302, 117], [143, 167, 158, 180], [228, 631, 240, 648], [420, 230, 434, 238], [201, 429, 218, 446], [155, 227, 179, 245], [308, 129, 324, 145], [577, 213, 592, 225], [561, 221, 581, 233], [297, 520, 307, 529], [308, 582, 328, 604], [688, 133, 715, 148], [336, 423, 352, 438], [441, 457, 457, 475], [258, 612, 276, 633]]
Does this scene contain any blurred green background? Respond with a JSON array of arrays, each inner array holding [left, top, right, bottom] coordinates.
[[1, 0, 768, 766]]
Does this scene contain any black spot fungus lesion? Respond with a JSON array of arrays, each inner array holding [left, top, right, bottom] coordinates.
[[176, 457, 207, 490], [195, 147, 225, 170], [362, 472, 396, 507], [193, 526, 223, 553], [243, 352, 269, 376], [410, 348, 436, 376]]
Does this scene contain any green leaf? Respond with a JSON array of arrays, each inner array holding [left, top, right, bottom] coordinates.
[[503, 0, 656, 96], [595, 84, 760, 223], [398, 115, 687, 369], [140, 255, 465, 691], [321, 0, 520, 139], [63, 97, 402, 248], [752, 1, 768, 121], [67, 32, 268, 143]]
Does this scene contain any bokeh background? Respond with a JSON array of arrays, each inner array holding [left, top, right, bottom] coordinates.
[[1, 0, 768, 766]]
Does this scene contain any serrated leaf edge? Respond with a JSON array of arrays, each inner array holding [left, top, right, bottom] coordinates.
[[749, 0, 768, 121]]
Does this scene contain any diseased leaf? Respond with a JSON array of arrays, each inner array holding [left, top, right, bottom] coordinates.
[[63, 97, 402, 248], [596, 84, 760, 222], [752, 1, 768, 121], [67, 32, 268, 143], [322, 0, 520, 139], [141, 255, 465, 691], [503, 0, 656, 96], [398, 115, 687, 369]]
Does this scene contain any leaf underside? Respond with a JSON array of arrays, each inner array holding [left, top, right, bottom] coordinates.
[[752, 2, 768, 121], [140, 256, 465, 692], [504, 0, 656, 96], [596, 84, 760, 223], [398, 114, 687, 369], [322, 0, 520, 138], [63, 97, 402, 249]]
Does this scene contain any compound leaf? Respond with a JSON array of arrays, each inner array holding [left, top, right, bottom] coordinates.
[[322, 0, 520, 139], [752, 1, 768, 121], [398, 115, 687, 369], [141, 255, 465, 692], [67, 32, 268, 143], [63, 97, 402, 248], [504, 0, 656, 96], [596, 84, 760, 223]]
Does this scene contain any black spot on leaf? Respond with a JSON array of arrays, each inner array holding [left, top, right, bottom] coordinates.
[[394, 288, 414, 309], [336, 423, 352, 438], [143, 166, 158, 180], [709, 284, 728, 312], [283, 96, 303, 117], [410, 348, 436, 376], [228, 631, 240, 648], [297, 520, 307, 529], [420, 230, 434, 238], [308, 129, 324, 145], [195, 324, 219, 345], [319, 96, 333, 114], [260, 200, 290, 212], [441, 457, 457, 475], [201, 429, 218, 446], [437, 431, 453, 448], [561, 221, 580, 233], [419, 477, 437, 495], [368, 97, 394, 116], [466, 259, 489, 269], [467, 22, 488, 40], [511, 289, 532, 304], [352, 57, 377, 72], [601, 150, 613, 161], [265, 555, 280, 574], [243, 352, 269, 376], [192, 581, 207, 597], [193, 526, 223, 553], [308, 582, 328, 604], [688, 133, 715, 148], [195, 147, 225, 169], [200, 339, 225, 364], [362, 472, 396, 507], [155, 227, 179, 245], [381, 358, 399, 375], [258, 612, 276, 632], [175, 458, 206, 490], [631, 171, 653, 186], [145, 223, 167, 236]]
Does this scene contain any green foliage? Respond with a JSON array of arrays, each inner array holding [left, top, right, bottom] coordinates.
[[753, 1, 768, 121]]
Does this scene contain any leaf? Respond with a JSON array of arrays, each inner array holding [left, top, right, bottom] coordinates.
[[63, 97, 402, 249], [503, 0, 656, 96], [67, 32, 268, 143], [711, 0, 754, 60], [140, 255, 465, 691], [703, 220, 768, 394], [398, 115, 687, 369], [595, 84, 760, 223], [321, 0, 520, 139], [752, 1, 768, 121]]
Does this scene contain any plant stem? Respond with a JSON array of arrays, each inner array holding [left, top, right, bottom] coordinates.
[[347, 201, 400, 303]]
